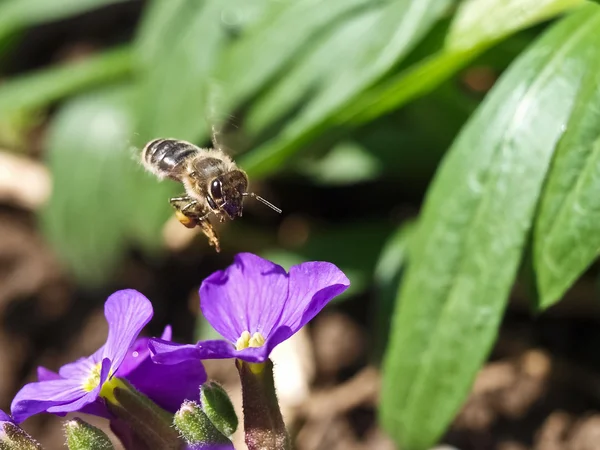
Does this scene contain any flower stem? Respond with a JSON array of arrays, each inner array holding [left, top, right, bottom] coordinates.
[[108, 379, 180, 450], [237, 359, 290, 450]]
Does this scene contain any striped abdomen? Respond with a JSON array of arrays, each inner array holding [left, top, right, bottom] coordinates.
[[142, 138, 199, 180]]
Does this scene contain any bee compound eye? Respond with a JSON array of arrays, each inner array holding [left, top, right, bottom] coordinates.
[[210, 179, 223, 198]]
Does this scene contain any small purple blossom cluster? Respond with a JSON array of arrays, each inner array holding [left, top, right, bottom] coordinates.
[[1, 253, 349, 449]]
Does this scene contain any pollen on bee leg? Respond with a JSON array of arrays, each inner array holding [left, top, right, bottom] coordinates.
[[174, 210, 198, 228], [236, 331, 266, 351]]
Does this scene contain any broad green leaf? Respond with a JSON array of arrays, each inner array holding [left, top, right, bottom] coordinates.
[[136, 0, 276, 70], [135, 0, 193, 68], [246, 5, 383, 136], [380, 6, 600, 450], [0, 46, 132, 116], [0, 0, 129, 43], [337, 50, 472, 126], [217, 0, 372, 110], [297, 140, 382, 186], [240, 0, 451, 178], [135, 0, 229, 143], [534, 59, 600, 308], [447, 0, 584, 51], [220, 1, 286, 35], [340, 0, 584, 125], [41, 87, 174, 285]]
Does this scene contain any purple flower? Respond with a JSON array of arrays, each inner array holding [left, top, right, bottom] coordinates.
[[0, 410, 11, 424], [186, 444, 235, 450], [11, 290, 206, 423], [150, 253, 350, 364]]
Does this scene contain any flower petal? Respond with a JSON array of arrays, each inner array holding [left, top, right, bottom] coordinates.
[[233, 344, 271, 363], [11, 378, 88, 423], [124, 357, 206, 413], [200, 253, 288, 342], [0, 409, 11, 423], [149, 339, 231, 363], [275, 261, 349, 336], [118, 326, 172, 377], [12, 359, 111, 423], [161, 325, 173, 341], [37, 367, 61, 381], [102, 290, 153, 373], [150, 338, 270, 364], [120, 326, 206, 413], [78, 399, 112, 419], [149, 339, 201, 364], [59, 356, 98, 380], [47, 359, 111, 416], [186, 443, 235, 450]]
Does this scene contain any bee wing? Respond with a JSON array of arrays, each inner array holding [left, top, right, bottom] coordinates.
[[206, 82, 243, 156]]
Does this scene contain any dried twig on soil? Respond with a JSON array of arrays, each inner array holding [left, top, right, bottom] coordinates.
[[0, 151, 51, 210], [300, 366, 380, 420]]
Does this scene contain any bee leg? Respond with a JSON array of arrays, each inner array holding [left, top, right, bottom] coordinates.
[[170, 198, 201, 229], [181, 201, 199, 214], [169, 195, 191, 204], [169, 197, 220, 252], [198, 217, 221, 252]]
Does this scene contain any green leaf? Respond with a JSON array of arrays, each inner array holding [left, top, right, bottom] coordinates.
[[240, 0, 451, 178], [217, 0, 373, 110], [0, 0, 128, 43], [41, 87, 175, 285], [135, 0, 192, 68], [446, 0, 584, 51], [298, 140, 383, 185], [0, 46, 132, 116], [340, 0, 584, 126], [135, 0, 229, 143], [533, 56, 600, 308], [380, 6, 600, 450], [246, 4, 385, 136]]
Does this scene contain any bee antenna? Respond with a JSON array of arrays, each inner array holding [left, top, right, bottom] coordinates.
[[243, 192, 282, 214]]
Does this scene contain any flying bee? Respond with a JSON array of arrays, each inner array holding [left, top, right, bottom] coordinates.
[[141, 136, 281, 252]]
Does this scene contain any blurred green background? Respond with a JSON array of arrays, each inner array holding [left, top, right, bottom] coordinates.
[[3, 1, 600, 449]]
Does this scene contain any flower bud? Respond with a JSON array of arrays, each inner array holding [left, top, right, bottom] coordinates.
[[0, 422, 42, 450], [201, 382, 238, 437], [174, 401, 231, 446], [64, 418, 114, 450]]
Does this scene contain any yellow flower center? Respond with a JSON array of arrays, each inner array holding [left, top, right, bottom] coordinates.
[[82, 363, 103, 392], [235, 331, 266, 350], [81, 362, 128, 406]]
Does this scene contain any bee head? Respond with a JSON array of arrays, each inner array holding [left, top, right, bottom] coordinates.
[[208, 170, 248, 219]]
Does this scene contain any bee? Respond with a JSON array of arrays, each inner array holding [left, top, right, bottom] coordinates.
[[141, 134, 281, 252]]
